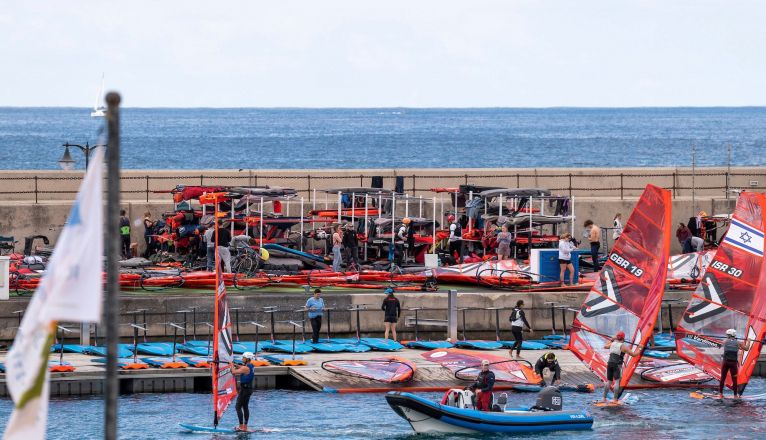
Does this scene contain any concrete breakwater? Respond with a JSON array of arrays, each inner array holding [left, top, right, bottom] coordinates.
[[1, 166, 762, 254]]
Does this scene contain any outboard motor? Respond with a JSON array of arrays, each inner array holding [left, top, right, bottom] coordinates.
[[532, 386, 563, 411]]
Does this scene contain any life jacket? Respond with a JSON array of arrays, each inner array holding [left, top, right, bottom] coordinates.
[[722, 338, 739, 362]]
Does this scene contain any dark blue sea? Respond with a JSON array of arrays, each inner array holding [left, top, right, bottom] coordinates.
[[2, 386, 766, 439], [0, 107, 764, 170]]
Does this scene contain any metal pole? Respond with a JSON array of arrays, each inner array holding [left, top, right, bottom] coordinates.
[[337, 191, 342, 225], [364, 195, 369, 257], [447, 289, 458, 341], [259, 196, 264, 248], [104, 91, 121, 440], [432, 196, 437, 251], [691, 143, 696, 216], [405, 194, 409, 218], [351, 192, 355, 227], [726, 143, 732, 200], [499, 193, 503, 217], [300, 197, 304, 252]]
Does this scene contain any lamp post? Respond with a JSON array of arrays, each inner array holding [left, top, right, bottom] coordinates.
[[58, 142, 105, 170]]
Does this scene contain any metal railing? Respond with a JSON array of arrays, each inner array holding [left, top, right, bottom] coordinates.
[[0, 169, 764, 202]]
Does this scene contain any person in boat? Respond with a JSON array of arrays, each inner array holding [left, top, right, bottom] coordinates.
[[447, 214, 463, 264], [602, 331, 643, 403], [232, 352, 256, 432], [306, 288, 324, 344], [558, 233, 577, 285], [719, 328, 752, 398], [496, 224, 512, 261], [120, 209, 131, 259], [382, 288, 401, 341], [342, 223, 360, 271], [468, 359, 495, 411], [509, 300, 533, 359], [583, 220, 601, 271], [331, 225, 344, 272], [534, 352, 562, 386]]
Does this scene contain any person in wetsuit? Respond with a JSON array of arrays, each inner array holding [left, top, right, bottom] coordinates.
[[719, 328, 751, 398], [232, 352, 256, 432], [602, 331, 643, 403], [534, 352, 562, 386], [381, 288, 401, 341], [509, 300, 533, 359], [468, 359, 495, 411]]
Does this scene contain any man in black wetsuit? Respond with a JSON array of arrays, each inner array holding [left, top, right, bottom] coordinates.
[[534, 352, 562, 386], [381, 288, 401, 341], [468, 359, 495, 411], [232, 352, 256, 432]]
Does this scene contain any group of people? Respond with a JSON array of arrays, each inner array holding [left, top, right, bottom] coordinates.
[[304, 287, 402, 344]]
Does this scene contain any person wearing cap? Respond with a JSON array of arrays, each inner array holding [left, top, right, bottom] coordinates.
[[232, 352, 257, 432], [305, 288, 325, 344], [468, 359, 496, 411], [602, 331, 643, 403], [534, 352, 562, 386], [447, 214, 463, 264], [381, 288, 401, 341], [719, 328, 752, 398]]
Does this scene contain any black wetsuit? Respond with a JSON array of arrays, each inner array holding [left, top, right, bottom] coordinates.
[[381, 296, 401, 323], [235, 363, 255, 425], [534, 356, 562, 385]]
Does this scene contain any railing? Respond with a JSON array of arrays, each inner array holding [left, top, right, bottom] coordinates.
[[0, 169, 764, 202]]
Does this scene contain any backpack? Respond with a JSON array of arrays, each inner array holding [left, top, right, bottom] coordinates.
[[509, 308, 519, 323]]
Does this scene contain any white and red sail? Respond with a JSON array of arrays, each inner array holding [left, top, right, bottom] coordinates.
[[675, 192, 766, 393], [201, 192, 238, 426], [569, 184, 672, 388]]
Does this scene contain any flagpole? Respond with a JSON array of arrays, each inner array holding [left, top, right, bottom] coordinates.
[[104, 92, 121, 440]]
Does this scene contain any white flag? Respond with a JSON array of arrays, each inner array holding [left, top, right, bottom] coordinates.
[[4, 148, 104, 440]]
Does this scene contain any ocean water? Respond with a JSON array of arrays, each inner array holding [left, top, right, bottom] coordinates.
[[1, 384, 766, 439], [0, 107, 764, 170]]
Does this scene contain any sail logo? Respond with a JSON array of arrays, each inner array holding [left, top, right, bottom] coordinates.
[[581, 266, 621, 317], [723, 219, 764, 258], [684, 274, 727, 323]]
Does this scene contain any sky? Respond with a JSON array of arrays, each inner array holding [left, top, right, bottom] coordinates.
[[1, 1, 764, 108]]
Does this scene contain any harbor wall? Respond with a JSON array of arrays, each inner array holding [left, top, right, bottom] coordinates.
[[0, 289, 692, 343]]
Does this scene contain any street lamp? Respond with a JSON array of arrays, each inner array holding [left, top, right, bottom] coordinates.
[[58, 142, 105, 170]]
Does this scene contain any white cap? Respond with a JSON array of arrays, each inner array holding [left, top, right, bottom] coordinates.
[[726, 329, 737, 337], [242, 351, 255, 360], [481, 359, 490, 366]]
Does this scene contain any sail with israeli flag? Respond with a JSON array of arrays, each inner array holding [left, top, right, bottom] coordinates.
[[675, 192, 766, 394], [3, 148, 104, 440]]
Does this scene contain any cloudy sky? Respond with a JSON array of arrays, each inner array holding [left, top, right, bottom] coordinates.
[[2, 1, 764, 107]]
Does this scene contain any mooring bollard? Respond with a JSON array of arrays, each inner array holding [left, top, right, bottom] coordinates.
[[447, 289, 458, 341]]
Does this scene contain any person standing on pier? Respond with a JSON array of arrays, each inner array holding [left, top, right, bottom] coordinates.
[[306, 288, 325, 344], [232, 352, 256, 432], [496, 224, 512, 261], [448, 214, 463, 264], [120, 209, 131, 259], [142, 211, 156, 258], [509, 300, 533, 359], [343, 223, 360, 271], [217, 220, 232, 273], [382, 288, 401, 341], [584, 220, 601, 271], [332, 225, 344, 272], [204, 225, 216, 271], [558, 233, 577, 285]]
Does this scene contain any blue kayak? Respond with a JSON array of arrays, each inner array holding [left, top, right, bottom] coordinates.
[[135, 342, 177, 356], [307, 342, 353, 353], [643, 350, 670, 359], [454, 340, 503, 350], [406, 340, 455, 350], [232, 341, 264, 354], [498, 340, 549, 350], [260, 353, 304, 365], [385, 392, 593, 434], [177, 356, 211, 367], [85, 344, 134, 358], [51, 344, 92, 354], [260, 341, 314, 354], [543, 335, 568, 340], [359, 338, 404, 351], [263, 243, 325, 262], [177, 344, 211, 356], [141, 357, 188, 368]]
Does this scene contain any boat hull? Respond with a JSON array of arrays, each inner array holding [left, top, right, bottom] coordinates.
[[385, 392, 592, 434]]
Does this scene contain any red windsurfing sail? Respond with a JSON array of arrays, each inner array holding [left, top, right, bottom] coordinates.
[[569, 184, 672, 388], [675, 192, 766, 393], [322, 357, 416, 383], [201, 193, 237, 427], [421, 348, 540, 385]]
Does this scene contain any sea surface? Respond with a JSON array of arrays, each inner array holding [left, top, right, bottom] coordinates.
[[1, 384, 766, 439], [0, 107, 764, 170]]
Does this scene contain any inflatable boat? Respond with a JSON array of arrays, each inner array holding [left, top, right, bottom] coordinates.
[[385, 388, 592, 434]]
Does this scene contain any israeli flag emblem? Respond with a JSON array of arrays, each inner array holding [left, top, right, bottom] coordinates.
[[724, 219, 764, 257]]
